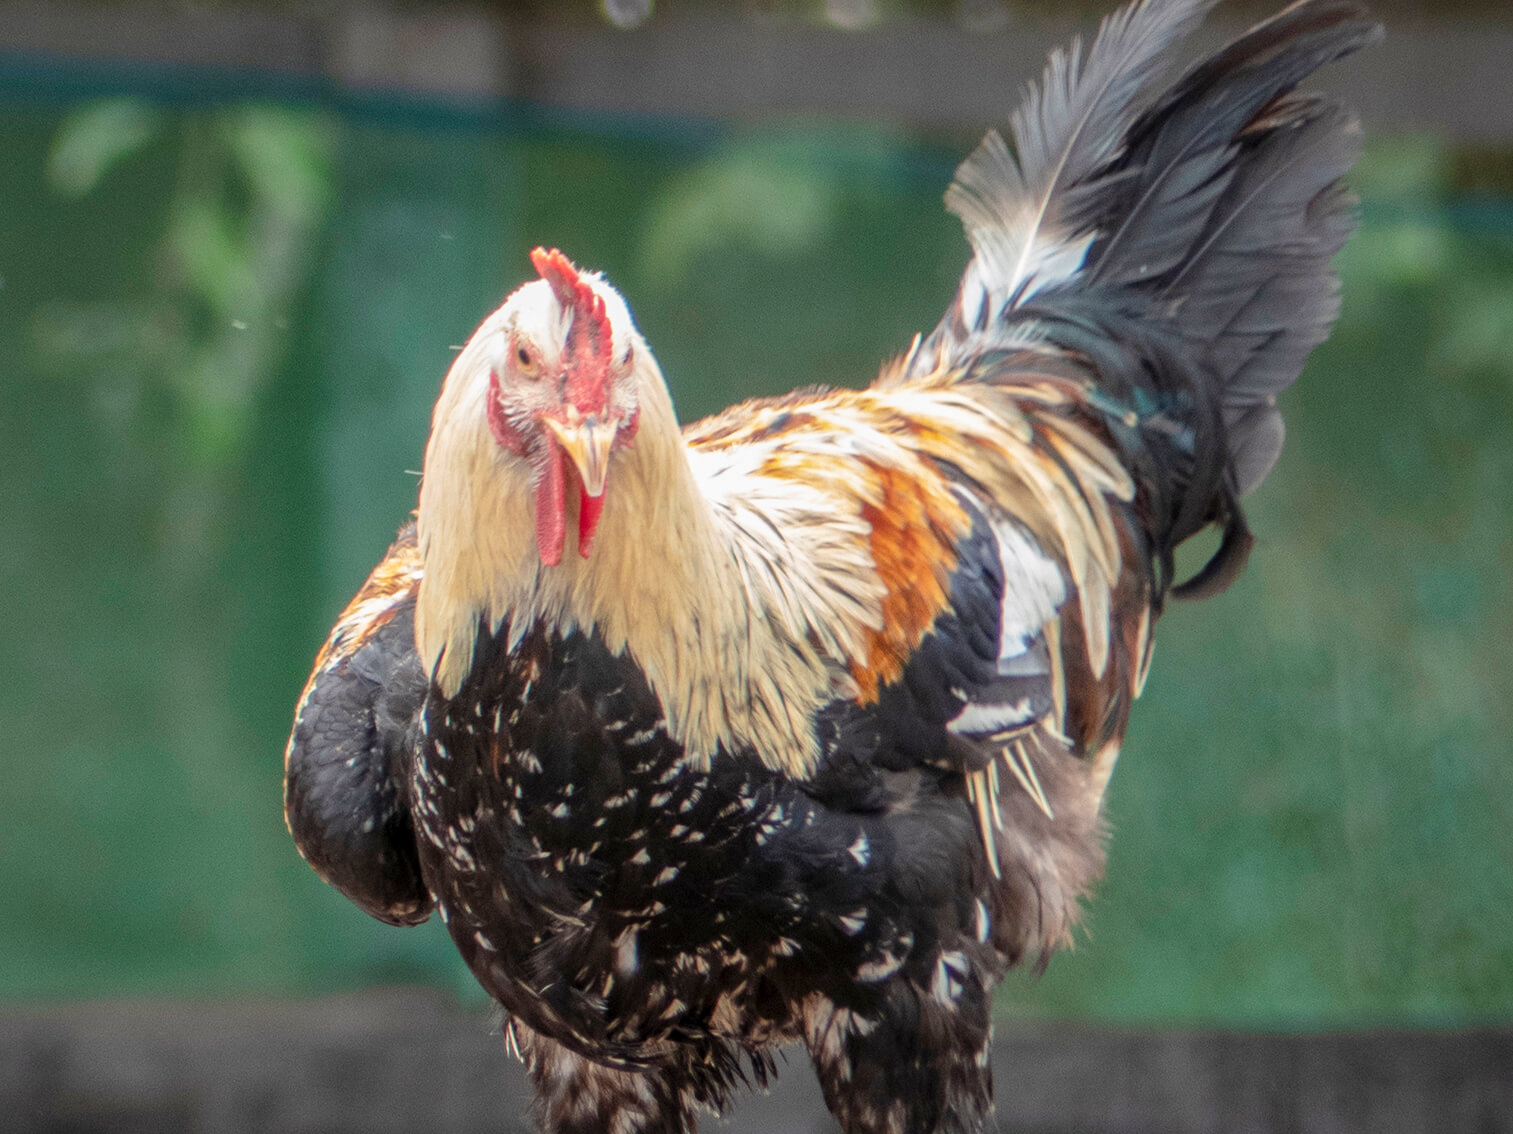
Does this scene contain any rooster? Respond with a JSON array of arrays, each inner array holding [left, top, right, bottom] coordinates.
[[285, 1, 1378, 1131]]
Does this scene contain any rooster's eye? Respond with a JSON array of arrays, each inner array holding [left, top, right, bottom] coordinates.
[[513, 340, 540, 378]]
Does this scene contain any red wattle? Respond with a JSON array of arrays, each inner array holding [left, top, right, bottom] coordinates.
[[535, 442, 567, 567], [577, 488, 606, 559]]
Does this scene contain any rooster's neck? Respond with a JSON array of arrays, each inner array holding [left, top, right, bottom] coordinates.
[[416, 377, 827, 772]]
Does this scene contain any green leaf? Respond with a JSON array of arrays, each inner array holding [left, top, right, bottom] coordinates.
[[47, 98, 162, 198]]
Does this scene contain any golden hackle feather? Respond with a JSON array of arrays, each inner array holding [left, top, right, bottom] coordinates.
[[666, 376, 1137, 782], [1004, 740, 1053, 821], [1043, 615, 1069, 735], [1132, 602, 1155, 698], [683, 366, 1147, 868], [779, 373, 1145, 875], [891, 376, 1132, 684], [964, 771, 1001, 877]]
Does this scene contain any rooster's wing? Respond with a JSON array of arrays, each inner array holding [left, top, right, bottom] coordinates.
[[285, 523, 432, 927]]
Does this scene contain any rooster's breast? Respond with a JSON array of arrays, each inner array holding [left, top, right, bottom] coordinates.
[[412, 617, 964, 1071]]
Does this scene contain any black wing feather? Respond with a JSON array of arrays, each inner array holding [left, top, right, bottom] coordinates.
[[285, 528, 432, 927]]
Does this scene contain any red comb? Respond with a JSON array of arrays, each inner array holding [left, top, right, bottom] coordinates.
[[530, 247, 614, 414]]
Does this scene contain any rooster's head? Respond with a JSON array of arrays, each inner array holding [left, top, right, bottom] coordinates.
[[472, 247, 643, 566]]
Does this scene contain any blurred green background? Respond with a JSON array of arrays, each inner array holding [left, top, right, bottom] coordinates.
[[2, 23, 1511, 1032]]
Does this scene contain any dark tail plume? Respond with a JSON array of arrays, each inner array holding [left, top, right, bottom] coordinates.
[[914, 0, 1380, 600]]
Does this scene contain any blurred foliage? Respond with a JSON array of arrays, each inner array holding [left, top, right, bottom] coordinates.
[[1, 78, 1509, 1028], [3, 96, 335, 994], [639, 130, 856, 282]]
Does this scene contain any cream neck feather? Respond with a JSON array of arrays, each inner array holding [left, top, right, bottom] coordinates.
[[414, 355, 874, 775]]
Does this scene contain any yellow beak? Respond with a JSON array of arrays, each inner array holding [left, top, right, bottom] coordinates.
[[543, 414, 617, 498]]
